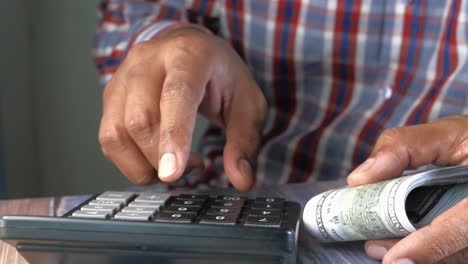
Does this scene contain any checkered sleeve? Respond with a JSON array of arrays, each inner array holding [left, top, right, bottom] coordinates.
[[93, 0, 213, 85]]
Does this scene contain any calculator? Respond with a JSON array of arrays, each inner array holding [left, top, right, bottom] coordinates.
[[0, 191, 301, 264]]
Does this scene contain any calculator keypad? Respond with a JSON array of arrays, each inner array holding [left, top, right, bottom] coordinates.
[[69, 192, 287, 228]]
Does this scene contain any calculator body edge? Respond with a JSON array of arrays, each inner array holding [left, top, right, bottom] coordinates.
[[0, 194, 300, 264]]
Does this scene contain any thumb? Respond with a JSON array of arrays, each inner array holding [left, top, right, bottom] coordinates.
[[382, 198, 468, 264], [347, 116, 468, 186], [223, 88, 266, 192]]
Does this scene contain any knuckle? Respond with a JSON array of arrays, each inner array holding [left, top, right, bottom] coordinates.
[[101, 147, 112, 160], [102, 84, 112, 100], [451, 134, 468, 162], [162, 78, 196, 104], [423, 222, 456, 262], [124, 110, 154, 139], [376, 128, 411, 165], [160, 125, 177, 140], [126, 62, 148, 80], [172, 33, 208, 52], [167, 34, 214, 63], [379, 128, 405, 145], [127, 42, 154, 60], [160, 124, 190, 147], [430, 244, 450, 262], [98, 124, 128, 152]]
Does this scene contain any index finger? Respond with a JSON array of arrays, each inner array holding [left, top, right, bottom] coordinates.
[[157, 68, 210, 182], [348, 115, 468, 186]]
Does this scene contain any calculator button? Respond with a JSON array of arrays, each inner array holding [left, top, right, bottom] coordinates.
[[114, 212, 153, 221], [244, 216, 281, 227], [155, 212, 194, 223], [205, 208, 241, 216], [71, 210, 110, 219], [88, 199, 123, 208], [246, 209, 282, 217], [171, 200, 205, 207], [210, 201, 245, 209], [177, 194, 209, 201], [199, 214, 238, 225], [122, 207, 157, 214], [134, 193, 170, 203], [97, 191, 134, 203], [128, 201, 163, 209], [254, 197, 285, 204], [163, 206, 200, 214], [216, 196, 247, 203], [81, 205, 117, 214], [250, 203, 283, 211]]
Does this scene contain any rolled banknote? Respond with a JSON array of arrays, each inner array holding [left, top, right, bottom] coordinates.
[[303, 166, 468, 242]]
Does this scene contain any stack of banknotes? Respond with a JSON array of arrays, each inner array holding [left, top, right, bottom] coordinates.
[[303, 166, 468, 242]]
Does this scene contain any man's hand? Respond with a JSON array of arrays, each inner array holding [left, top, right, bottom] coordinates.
[[347, 115, 468, 264], [99, 27, 266, 191]]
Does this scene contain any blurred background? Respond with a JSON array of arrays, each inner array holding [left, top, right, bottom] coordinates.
[[0, 0, 208, 198]]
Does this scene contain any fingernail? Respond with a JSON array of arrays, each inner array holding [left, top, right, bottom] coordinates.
[[351, 157, 376, 176], [158, 153, 177, 178], [392, 258, 414, 264], [365, 244, 387, 260]]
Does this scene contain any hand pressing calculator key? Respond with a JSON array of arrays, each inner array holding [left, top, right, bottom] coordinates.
[[0, 191, 301, 264]]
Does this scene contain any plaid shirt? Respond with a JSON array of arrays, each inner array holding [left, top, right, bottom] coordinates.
[[94, 0, 468, 188]]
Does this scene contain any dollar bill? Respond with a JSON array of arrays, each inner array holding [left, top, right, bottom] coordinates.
[[303, 166, 468, 242]]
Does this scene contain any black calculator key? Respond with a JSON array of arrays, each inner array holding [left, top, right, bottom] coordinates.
[[210, 201, 245, 209], [163, 206, 200, 214], [205, 208, 241, 216], [155, 212, 194, 223], [171, 200, 205, 207], [251, 203, 283, 211], [199, 214, 238, 225], [244, 216, 281, 227], [254, 197, 285, 204], [216, 196, 247, 203], [246, 209, 282, 217], [177, 194, 209, 201]]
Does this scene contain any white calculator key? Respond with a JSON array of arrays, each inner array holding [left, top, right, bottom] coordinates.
[[81, 205, 116, 214], [71, 210, 110, 219], [88, 199, 123, 208], [134, 193, 171, 203], [114, 212, 153, 221], [122, 207, 157, 214], [128, 201, 163, 209], [96, 191, 134, 202]]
